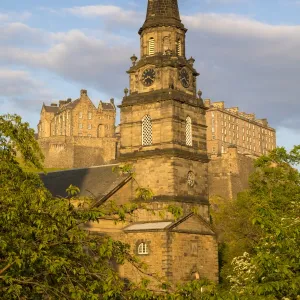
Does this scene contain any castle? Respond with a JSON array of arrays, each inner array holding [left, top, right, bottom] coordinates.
[[37, 89, 116, 169], [40, 0, 275, 284]]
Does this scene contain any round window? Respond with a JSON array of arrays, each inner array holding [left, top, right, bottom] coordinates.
[[187, 171, 195, 187]]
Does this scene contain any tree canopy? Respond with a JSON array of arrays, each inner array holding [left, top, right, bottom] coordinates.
[[1, 114, 299, 299], [213, 146, 300, 299]]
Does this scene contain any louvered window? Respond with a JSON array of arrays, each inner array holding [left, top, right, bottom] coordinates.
[[177, 39, 182, 56], [186, 116, 192, 146], [142, 115, 152, 146], [149, 38, 155, 55]]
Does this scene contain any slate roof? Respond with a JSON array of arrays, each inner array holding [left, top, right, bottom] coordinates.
[[44, 105, 59, 113], [40, 164, 131, 203], [101, 103, 115, 110], [124, 222, 173, 231], [56, 99, 81, 113]]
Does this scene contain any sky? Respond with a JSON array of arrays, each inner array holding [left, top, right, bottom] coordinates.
[[0, 0, 300, 150]]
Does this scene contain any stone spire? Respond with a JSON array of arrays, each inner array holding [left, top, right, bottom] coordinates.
[[139, 0, 186, 34]]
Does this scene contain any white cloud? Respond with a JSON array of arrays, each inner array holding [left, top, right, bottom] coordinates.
[[0, 11, 31, 24], [65, 5, 143, 26], [0, 22, 49, 47], [0, 9, 299, 133], [182, 13, 300, 130]]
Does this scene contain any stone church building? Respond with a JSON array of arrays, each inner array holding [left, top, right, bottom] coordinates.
[[41, 0, 219, 284]]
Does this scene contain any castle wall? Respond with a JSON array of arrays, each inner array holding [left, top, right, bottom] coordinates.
[[208, 147, 255, 199], [39, 136, 116, 169]]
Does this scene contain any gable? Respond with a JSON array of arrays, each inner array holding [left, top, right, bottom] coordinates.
[[170, 214, 215, 235]]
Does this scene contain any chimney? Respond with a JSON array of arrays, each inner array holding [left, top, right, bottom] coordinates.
[[51, 103, 58, 107], [67, 98, 72, 103], [110, 98, 115, 105], [204, 99, 211, 108], [80, 89, 87, 97]]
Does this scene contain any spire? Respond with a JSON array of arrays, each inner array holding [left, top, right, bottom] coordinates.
[[139, 0, 186, 34]]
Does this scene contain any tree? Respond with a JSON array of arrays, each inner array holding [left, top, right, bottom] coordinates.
[[0, 114, 223, 299], [0, 114, 156, 299], [212, 146, 300, 298]]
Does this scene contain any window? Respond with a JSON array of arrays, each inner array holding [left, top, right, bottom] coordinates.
[[79, 123, 83, 129], [212, 135, 216, 140], [79, 112, 83, 119], [212, 127, 215, 133], [66, 112, 69, 120], [88, 112, 92, 120], [88, 124, 92, 130], [176, 39, 182, 56], [148, 38, 155, 55], [138, 243, 148, 255], [186, 116, 192, 146], [142, 115, 152, 146]]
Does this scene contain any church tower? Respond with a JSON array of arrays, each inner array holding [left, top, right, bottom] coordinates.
[[118, 0, 218, 283], [120, 0, 209, 214]]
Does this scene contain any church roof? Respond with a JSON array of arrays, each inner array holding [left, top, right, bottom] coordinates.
[[139, 0, 186, 34], [40, 164, 131, 202]]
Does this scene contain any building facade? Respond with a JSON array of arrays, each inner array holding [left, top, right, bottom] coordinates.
[[37, 89, 117, 169], [205, 99, 276, 157]]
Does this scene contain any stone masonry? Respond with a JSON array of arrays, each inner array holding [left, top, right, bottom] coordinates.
[[37, 89, 117, 169]]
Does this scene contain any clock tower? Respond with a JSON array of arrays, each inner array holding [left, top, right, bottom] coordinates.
[[119, 0, 209, 218]]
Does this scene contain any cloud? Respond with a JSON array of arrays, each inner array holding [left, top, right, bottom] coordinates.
[[182, 13, 300, 130], [0, 69, 53, 106], [0, 23, 49, 47], [0, 9, 299, 134], [0, 11, 31, 24], [65, 5, 143, 27], [0, 69, 55, 127], [0, 28, 136, 99]]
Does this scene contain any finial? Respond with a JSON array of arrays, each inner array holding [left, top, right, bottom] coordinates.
[[188, 57, 195, 66], [130, 54, 138, 66], [197, 90, 203, 99], [124, 88, 129, 97]]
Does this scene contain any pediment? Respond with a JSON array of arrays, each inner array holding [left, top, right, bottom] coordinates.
[[169, 213, 215, 235]]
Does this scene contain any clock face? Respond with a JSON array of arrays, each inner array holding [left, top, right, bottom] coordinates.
[[142, 68, 156, 86], [180, 68, 190, 88]]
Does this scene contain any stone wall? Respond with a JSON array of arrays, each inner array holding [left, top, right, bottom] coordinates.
[[171, 232, 218, 282], [39, 136, 117, 169], [208, 147, 255, 200]]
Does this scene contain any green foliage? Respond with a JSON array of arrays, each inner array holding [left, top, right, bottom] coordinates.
[[212, 146, 300, 298]]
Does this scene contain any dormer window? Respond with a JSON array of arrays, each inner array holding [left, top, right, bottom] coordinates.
[[79, 112, 83, 119], [148, 38, 155, 56]]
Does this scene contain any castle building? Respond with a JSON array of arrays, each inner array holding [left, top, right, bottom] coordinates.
[[37, 89, 117, 169], [42, 0, 219, 284], [205, 99, 276, 157]]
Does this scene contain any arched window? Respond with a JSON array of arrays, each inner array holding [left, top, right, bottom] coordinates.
[[148, 38, 155, 55], [176, 39, 182, 56], [138, 243, 149, 255], [142, 115, 152, 146], [186, 116, 192, 146]]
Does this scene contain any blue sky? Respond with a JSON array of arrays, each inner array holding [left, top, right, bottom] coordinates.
[[1, 0, 300, 150]]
